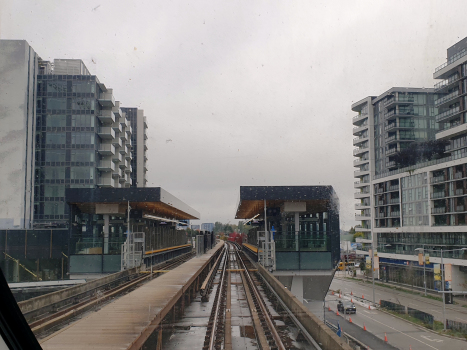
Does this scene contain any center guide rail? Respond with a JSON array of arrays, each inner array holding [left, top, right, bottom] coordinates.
[[203, 241, 286, 350]]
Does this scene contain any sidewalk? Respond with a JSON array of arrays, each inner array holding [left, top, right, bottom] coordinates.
[[334, 272, 467, 319]]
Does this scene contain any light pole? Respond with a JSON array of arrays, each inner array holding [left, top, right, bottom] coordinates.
[[415, 245, 427, 296], [370, 242, 392, 305], [414, 246, 467, 331]]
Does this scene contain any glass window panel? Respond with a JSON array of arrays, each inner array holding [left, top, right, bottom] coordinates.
[[46, 114, 66, 127], [45, 149, 66, 162], [43, 167, 65, 179], [44, 185, 65, 197], [71, 115, 94, 127], [44, 202, 65, 215], [71, 132, 94, 144], [70, 167, 94, 180], [72, 81, 95, 93], [71, 150, 94, 162], [45, 132, 66, 145], [47, 81, 67, 93], [47, 98, 67, 110]]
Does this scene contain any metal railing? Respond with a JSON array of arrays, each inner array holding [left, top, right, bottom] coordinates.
[[434, 73, 459, 91], [435, 90, 459, 107], [436, 106, 461, 123], [435, 49, 467, 72]]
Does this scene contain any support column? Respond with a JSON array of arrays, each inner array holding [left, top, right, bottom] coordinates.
[[290, 275, 304, 302], [103, 214, 110, 254], [295, 212, 299, 252]]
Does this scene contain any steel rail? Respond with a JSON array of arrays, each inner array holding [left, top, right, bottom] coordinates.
[[233, 243, 286, 350], [203, 246, 228, 350]]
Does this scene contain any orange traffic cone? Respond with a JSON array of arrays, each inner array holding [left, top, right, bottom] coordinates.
[[351, 291, 353, 295], [363, 323, 367, 331], [362, 294, 364, 299], [351, 298, 353, 302], [336, 310, 340, 316], [409, 346, 412, 350], [384, 333, 388, 342], [368, 304, 371, 310], [349, 316, 352, 323], [328, 306, 331, 311], [379, 300, 381, 305], [339, 293, 342, 298], [332, 291, 334, 295]]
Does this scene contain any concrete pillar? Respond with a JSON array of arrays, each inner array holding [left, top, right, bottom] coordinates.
[[290, 275, 303, 302], [13, 260, 19, 282], [103, 214, 110, 254], [295, 212, 299, 251]]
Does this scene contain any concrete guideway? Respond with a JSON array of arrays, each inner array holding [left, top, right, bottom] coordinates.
[[40, 242, 224, 350], [328, 278, 467, 350]]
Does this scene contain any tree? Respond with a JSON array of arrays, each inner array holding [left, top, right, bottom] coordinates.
[[223, 224, 234, 234], [349, 226, 356, 235], [352, 232, 364, 242], [213, 222, 224, 234]]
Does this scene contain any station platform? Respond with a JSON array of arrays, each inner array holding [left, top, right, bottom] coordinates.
[[40, 242, 224, 350], [242, 243, 258, 254]]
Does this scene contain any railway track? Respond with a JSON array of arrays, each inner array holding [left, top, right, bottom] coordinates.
[[202, 242, 286, 350], [32, 252, 195, 337]]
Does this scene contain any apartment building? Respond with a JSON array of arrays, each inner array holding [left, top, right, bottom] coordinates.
[[0, 40, 149, 229], [352, 37, 467, 292]]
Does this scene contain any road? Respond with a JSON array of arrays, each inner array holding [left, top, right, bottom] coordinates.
[[326, 277, 467, 350]]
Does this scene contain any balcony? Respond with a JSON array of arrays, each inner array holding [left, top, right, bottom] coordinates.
[[112, 152, 123, 163], [384, 110, 396, 119], [125, 152, 133, 160], [353, 123, 368, 135], [112, 105, 122, 118], [386, 161, 397, 169], [112, 122, 122, 133], [97, 160, 115, 172], [97, 176, 115, 188], [353, 158, 369, 166], [432, 207, 446, 214], [126, 125, 132, 135], [435, 90, 459, 107], [389, 185, 399, 191], [120, 131, 127, 142], [355, 224, 371, 231], [98, 127, 115, 140], [389, 198, 400, 204], [436, 122, 467, 141], [144, 165, 148, 172], [389, 211, 400, 217], [119, 159, 128, 169], [355, 203, 370, 209], [353, 135, 368, 146], [354, 191, 370, 199], [354, 169, 369, 177], [98, 144, 115, 156], [436, 106, 461, 123], [98, 110, 115, 124], [353, 146, 369, 156], [434, 49, 467, 75], [434, 73, 460, 92], [457, 205, 465, 212], [454, 172, 463, 179], [384, 96, 414, 109], [431, 175, 445, 184], [112, 137, 122, 148], [456, 188, 464, 196], [431, 191, 446, 199], [112, 168, 123, 178], [144, 118, 148, 129], [98, 90, 115, 107], [386, 147, 398, 156], [119, 145, 129, 154], [125, 165, 132, 173], [352, 113, 368, 123]]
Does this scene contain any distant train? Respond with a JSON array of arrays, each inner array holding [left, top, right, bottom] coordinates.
[[227, 232, 246, 245]]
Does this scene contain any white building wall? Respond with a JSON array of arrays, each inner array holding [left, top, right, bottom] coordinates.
[[136, 109, 146, 187], [0, 40, 38, 229]]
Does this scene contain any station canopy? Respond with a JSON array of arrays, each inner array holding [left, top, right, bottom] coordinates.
[[235, 186, 338, 219], [65, 187, 199, 220]]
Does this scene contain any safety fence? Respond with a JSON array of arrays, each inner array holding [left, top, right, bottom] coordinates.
[[380, 300, 405, 314], [380, 300, 434, 326], [407, 307, 434, 326], [447, 319, 467, 332]]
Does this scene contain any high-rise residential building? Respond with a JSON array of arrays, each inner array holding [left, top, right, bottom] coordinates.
[[121, 108, 148, 187], [0, 40, 39, 229], [352, 37, 467, 292], [0, 39, 148, 229]]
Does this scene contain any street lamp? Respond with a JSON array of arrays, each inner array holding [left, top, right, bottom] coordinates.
[[414, 246, 467, 331]]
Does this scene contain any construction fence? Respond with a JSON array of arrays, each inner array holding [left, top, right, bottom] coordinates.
[[446, 319, 467, 333]]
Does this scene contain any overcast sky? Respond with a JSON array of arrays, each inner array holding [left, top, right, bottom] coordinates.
[[1, 1, 467, 229]]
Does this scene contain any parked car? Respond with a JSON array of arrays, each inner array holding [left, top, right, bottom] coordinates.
[[337, 301, 356, 314]]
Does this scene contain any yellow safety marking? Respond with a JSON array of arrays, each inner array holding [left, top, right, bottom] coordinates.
[[242, 243, 258, 254]]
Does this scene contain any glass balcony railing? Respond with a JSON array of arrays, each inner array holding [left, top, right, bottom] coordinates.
[[436, 106, 461, 123], [435, 49, 467, 73], [434, 90, 459, 107], [434, 73, 459, 91]]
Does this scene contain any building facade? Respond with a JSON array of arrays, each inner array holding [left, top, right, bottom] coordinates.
[[352, 38, 467, 292]]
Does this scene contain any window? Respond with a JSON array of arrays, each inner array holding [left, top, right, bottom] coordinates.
[[47, 81, 67, 93], [47, 98, 67, 110], [72, 81, 95, 93], [71, 150, 94, 162], [46, 114, 66, 127], [44, 202, 65, 215], [45, 149, 66, 162], [70, 167, 94, 180], [43, 167, 65, 179], [71, 132, 94, 144], [45, 132, 66, 145], [72, 98, 95, 110], [72, 114, 95, 127], [44, 185, 65, 197]]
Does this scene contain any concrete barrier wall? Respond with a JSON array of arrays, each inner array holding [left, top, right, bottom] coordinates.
[[18, 267, 139, 315], [257, 264, 352, 350]]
